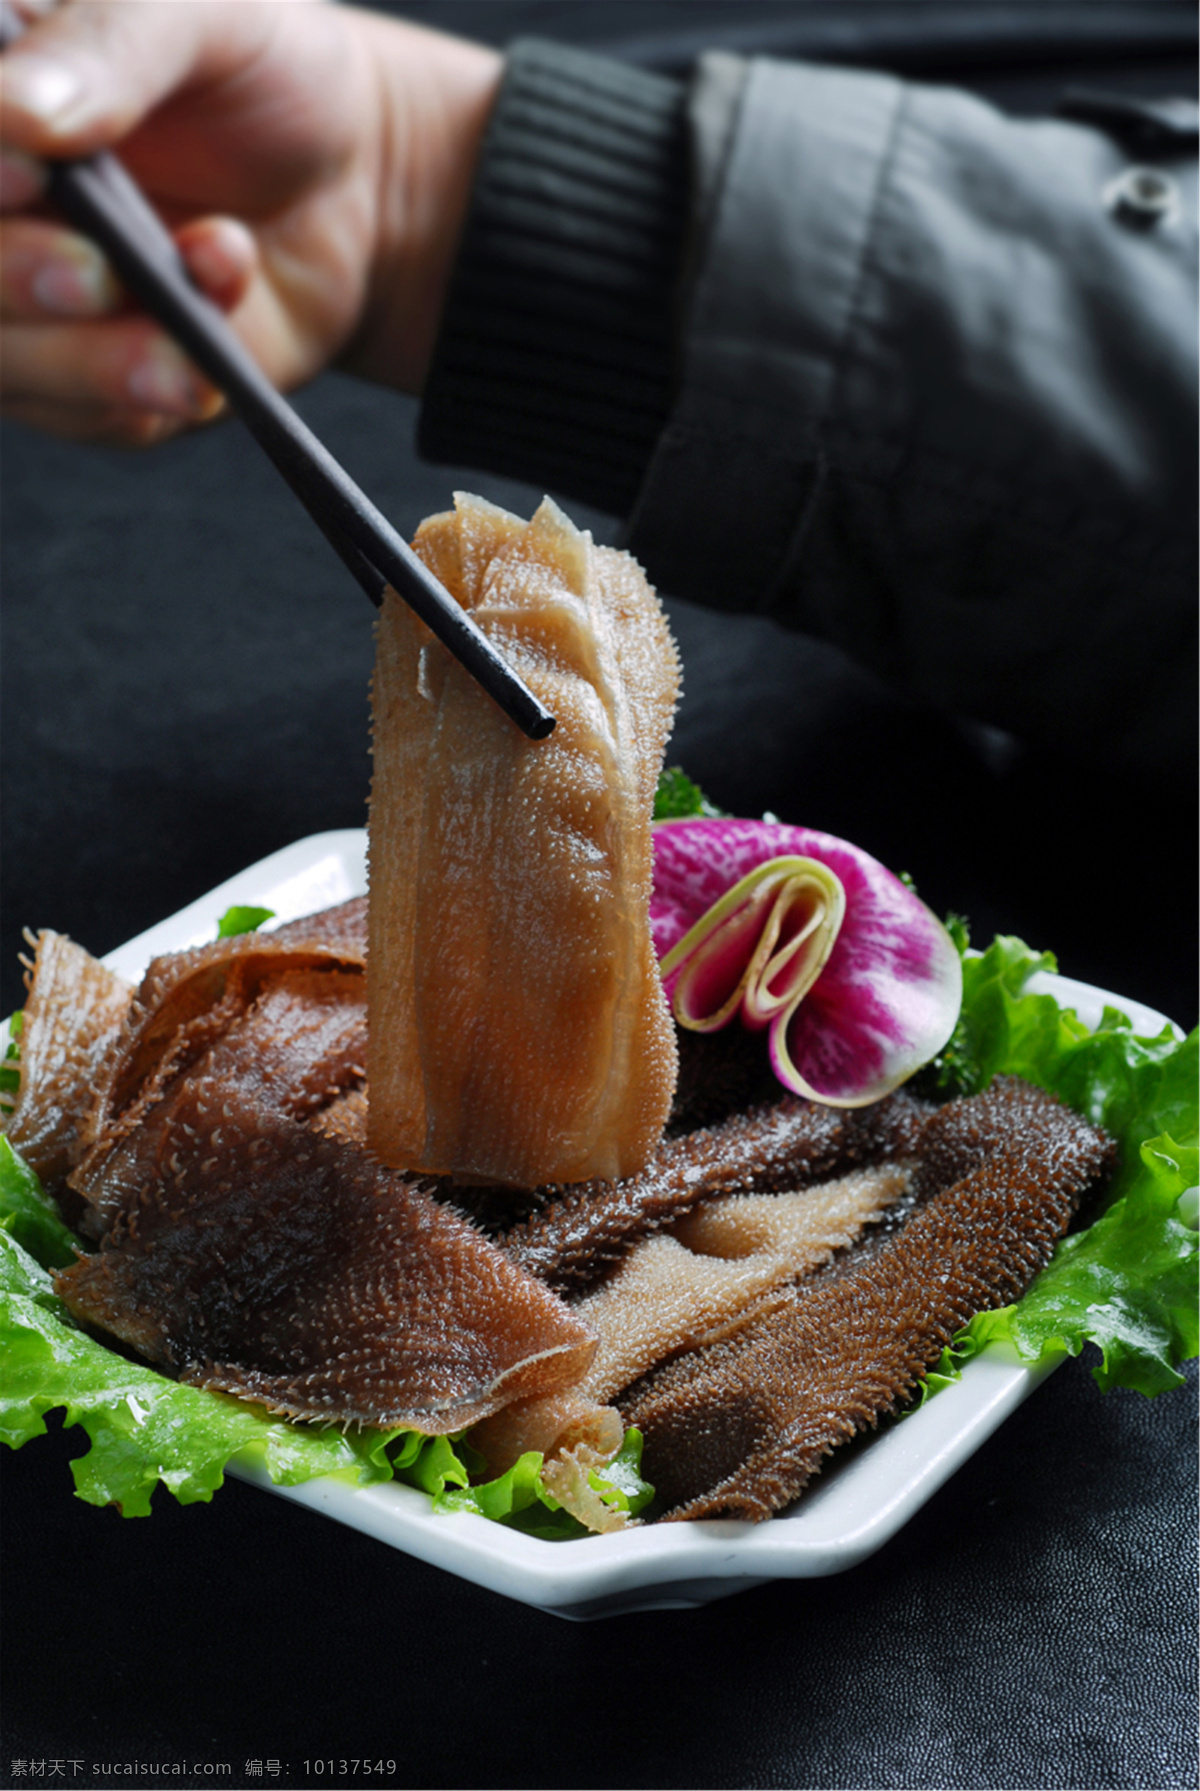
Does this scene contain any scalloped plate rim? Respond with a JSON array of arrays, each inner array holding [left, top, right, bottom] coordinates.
[[93, 830, 1180, 1619]]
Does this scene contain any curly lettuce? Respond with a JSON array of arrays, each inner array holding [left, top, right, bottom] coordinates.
[[653, 764, 724, 821], [919, 935, 1197, 1395]]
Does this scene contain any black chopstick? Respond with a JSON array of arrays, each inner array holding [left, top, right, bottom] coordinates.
[[0, 2, 555, 741]]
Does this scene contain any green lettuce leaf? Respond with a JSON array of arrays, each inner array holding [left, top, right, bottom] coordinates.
[[433, 1429, 655, 1540], [653, 765, 723, 821], [216, 905, 275, 938], [922, 936, 1198, 1395], [1006, 1133, 1198, 1394], [0, 1134, 79, 1269], [0, 1011, 21, 1118], [391, 1430, 472, 1498]]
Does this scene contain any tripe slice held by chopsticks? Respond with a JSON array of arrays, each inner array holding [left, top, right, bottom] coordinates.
[[368, 494, 681, 1187]]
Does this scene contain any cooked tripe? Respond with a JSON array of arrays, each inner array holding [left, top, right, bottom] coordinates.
[[5, 930, 131, 1196], [622, 1078, 1115, 1520], [368, 493, 680, 1187], [37, 916, 597, 1433]]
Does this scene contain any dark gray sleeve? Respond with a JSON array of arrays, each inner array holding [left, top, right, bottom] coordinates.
[[417, 39, 689, 517], [628, 57, 1197, 771]]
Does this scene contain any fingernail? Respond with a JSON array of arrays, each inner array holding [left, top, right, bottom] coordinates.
[[127, 338, 214, 417], [32, 240, 119, 315], [1, 53, 87, 128], [0, 146, 46, 208], [121, 411, 179, 448]]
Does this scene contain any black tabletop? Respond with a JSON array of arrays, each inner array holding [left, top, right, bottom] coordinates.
[[2, 7, 1196, 1790]]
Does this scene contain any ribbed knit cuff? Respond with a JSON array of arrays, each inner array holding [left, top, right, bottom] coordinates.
[[418, 38, 689, 518]]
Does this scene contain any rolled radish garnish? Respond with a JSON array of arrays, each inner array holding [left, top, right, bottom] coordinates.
[[662, 856, 846, 1034], [651, 819, 962, 1107]]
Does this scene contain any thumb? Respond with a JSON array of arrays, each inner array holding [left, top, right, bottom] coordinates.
[[0, 0, 273, 156]]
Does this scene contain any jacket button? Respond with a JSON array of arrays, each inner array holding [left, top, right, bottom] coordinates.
[[1103, 165, 1180, 226]]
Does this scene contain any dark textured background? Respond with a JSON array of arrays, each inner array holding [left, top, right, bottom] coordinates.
[[2, 5, 1196, 1788]]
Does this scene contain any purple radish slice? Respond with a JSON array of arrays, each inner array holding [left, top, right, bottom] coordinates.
[[651, 819, 962, 1107]]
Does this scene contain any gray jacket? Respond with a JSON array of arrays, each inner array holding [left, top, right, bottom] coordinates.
[[422, 44, 1198, 771]]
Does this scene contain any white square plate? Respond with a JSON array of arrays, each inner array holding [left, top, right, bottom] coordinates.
[[99, 830, 1178, 1620]]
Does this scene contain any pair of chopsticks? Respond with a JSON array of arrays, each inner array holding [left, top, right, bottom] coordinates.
[[0, 1, 554, 741]]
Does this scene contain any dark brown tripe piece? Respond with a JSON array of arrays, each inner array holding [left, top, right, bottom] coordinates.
[[428, 1027, 786, 1239], [497, 1091, 927, 1297], [114, 903, 363, 1072], [11, 904, 594, 1433], [69, 966, 370, 1235], [312, 1083, 370, 1145], [619, 1077, 1115, 1521], [665, 1024, 782, 1136], [56, 1084, 595, 1430], [270, 896, 367, 957], [72, 913, 369, 1237]]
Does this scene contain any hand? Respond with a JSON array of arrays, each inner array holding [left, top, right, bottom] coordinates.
[[0, 0, 502, 444]]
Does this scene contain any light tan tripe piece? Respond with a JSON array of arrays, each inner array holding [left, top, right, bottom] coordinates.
[[5, 931, 131, 1192], [368, 493, 680, 1187], [468, 1164, 910, 1508], [577, 1164, 912, 1403]]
